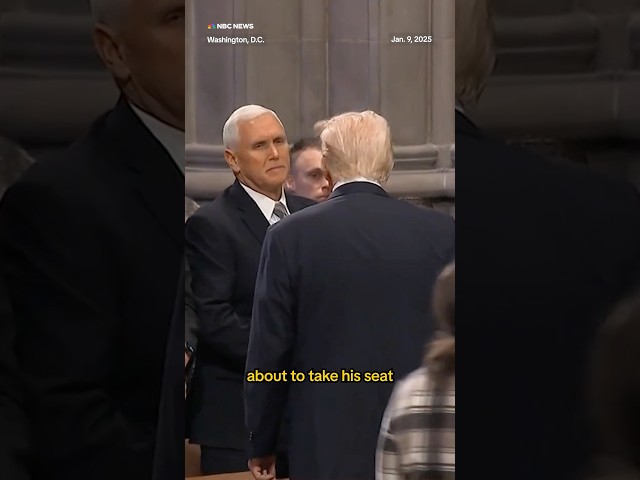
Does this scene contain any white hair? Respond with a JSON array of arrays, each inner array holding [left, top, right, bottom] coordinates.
[[314, 110, 394, 183], [88, 0, 127, 25], [222, 105, 284, 149]]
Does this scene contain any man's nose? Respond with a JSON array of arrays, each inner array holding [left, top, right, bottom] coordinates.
[[268, 143, 279, 159]]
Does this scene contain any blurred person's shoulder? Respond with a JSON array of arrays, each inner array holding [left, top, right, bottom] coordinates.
[[13, 104, 127, 193], [390, 366, 455, 412], [456, 112, 640, 220]]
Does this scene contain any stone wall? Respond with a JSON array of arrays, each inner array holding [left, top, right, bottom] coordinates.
[[185, 0, 455, 202]]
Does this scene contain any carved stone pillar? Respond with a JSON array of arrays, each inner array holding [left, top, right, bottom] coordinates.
[[186, 0, 455, 202]]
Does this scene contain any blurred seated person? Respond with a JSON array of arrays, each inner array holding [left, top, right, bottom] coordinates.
[[587, 292, 640, 480], [285, 137, 332, 201], [376, 262, 455, 480]]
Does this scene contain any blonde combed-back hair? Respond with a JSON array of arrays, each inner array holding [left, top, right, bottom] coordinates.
[[314, 110, 394, 184]]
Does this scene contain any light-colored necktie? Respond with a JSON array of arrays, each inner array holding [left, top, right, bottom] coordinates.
[[272, 202, 289, 222]]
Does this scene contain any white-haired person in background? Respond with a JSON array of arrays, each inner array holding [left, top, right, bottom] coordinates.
[[0, 0, 185, 479], [185, 105, 315, 476], [244, 110, 455, 480]]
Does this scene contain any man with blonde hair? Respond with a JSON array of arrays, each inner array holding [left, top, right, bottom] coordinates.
[[244, 110, 454, 479], [456, 0, 640, 479]]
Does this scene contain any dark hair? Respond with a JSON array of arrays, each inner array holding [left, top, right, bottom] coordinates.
[[425, 263, 455, 376], [590, 291, 640, 470], [0, 137, 35, 200], [289, 137, 322, 171]]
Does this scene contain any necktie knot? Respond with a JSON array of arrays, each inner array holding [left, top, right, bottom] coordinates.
[[272, 202, 288, 221]]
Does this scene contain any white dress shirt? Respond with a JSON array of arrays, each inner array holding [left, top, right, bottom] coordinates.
[[129, 103, 185, 175], [239, 182, 290, 225], [332, 176, 382, 192]]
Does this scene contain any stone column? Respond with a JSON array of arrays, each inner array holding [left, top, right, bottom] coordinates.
[[186, 0, 455, 203]]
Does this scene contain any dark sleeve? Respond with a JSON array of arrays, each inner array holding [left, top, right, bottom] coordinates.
[[618, 185, 640, 299], [184, 259, 198, 349], [244, 227, 295, 458], [0, 181, 135, 474], [152, 260, 186, 480], [0, 274, 29, 480], [185, 212, 250, 372]]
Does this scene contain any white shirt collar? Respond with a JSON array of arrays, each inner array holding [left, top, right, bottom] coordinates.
[[129, 103, 185, 175], [332, 176, 382, 192], [239, 182, 289, 221]]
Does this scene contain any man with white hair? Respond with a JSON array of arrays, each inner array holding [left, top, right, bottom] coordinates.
[[185, 105, 314, 475], [244, 110, 455, 480], [0, 0, 185, 479]]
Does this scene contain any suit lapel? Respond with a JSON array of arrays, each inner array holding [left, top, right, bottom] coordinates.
[[285, 192, 304, 213], [228, 181, 270, 244], [100, 97, 184, 248]]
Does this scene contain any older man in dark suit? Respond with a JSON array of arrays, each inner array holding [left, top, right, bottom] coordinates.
[[0, 0, 185, 478], [244, 110, 455, 480], [186, 104, 315, 475]]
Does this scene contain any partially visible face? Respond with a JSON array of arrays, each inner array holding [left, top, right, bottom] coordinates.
[[225, 114, 290, 198], [286, 148, 332, 201], [98, 0, 185, 129]]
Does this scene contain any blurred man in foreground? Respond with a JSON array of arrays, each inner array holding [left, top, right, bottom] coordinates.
[[455, 0, 640, 478], [0, 0, 185, 478]]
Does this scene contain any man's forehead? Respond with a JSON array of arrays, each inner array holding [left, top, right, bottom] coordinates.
[[296, 148, 323, 167], [239, 114, 285, 137]]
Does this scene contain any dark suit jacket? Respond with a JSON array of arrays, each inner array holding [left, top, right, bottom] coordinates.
[[0, 98, 183, 480], [455, 111, 640, 480], [0, 273, 29, 480], [244, 182, 455, 480], [185, 259, 198, 349], [185, 180, 315, 453], [152, 258, 186, 480]]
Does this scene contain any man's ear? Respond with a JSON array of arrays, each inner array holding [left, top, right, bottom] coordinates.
[[224, 149, 240, 174], [92, 24, 130, 82], [284, 175, 295, 192]]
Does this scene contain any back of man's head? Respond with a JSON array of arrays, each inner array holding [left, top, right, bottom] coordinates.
[[314, 110, 393, 184], [89, 0, 127, 27], [455, 0, 496, 108], [0, 138, 35, 200], [88, 0, 186, 130]]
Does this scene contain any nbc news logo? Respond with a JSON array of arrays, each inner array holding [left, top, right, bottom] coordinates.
[[207, 23, 254, 29]]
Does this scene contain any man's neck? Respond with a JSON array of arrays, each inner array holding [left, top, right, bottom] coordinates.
[[332, 176, 381, 192], [239, 180, 282, 201]]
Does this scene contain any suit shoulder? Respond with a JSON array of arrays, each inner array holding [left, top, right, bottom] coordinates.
[[287, 193, 317, 210], [185, 194, 236, 232], [457, 129, 640, 211], [391, 197, 454, 225]]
